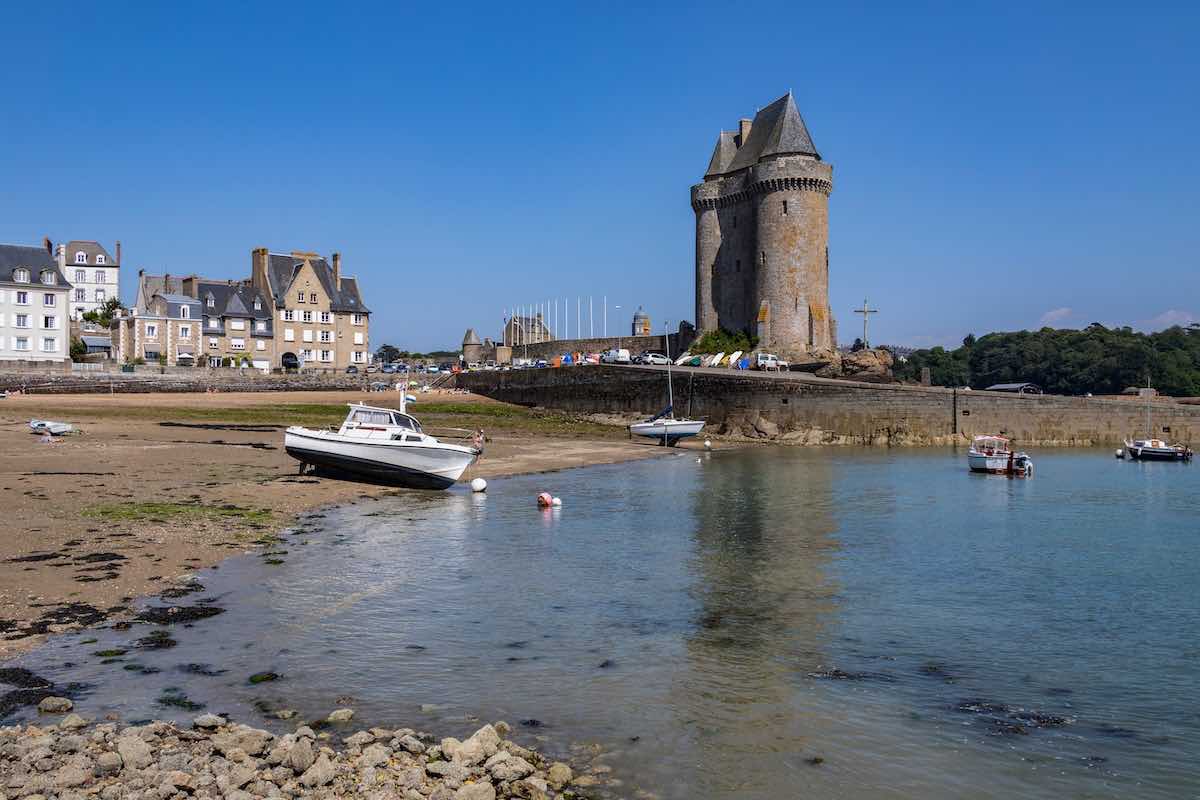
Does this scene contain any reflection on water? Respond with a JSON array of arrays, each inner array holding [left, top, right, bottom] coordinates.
[[8, 449, 1200, 799]]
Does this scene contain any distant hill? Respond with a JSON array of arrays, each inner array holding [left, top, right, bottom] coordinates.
[[893, 324, 1200, 396]]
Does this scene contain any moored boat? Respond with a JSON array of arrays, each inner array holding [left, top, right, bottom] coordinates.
[[1123, 438, 1193, 462], [285, 401, 481, 489], [967, 435, 1033, 476], [629, 322, 705, 446]]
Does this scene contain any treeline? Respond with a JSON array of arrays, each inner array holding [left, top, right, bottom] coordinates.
[[893, 324, 1200, 396]]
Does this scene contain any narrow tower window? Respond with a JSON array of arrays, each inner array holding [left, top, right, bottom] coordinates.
[[735, 259, 741, 273], [783, 200, 789, 215], [732, 215, 737, 229], [761, 252, 766, 266]]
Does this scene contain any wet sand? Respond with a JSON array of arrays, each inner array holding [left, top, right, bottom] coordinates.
[[0, 390, 673, 660]]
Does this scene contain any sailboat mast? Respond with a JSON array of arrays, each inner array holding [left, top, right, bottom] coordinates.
[[664, 322, 674, 416]]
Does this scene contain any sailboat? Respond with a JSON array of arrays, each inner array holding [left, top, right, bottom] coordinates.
[[629, 325, 706, 446], [1122, 379, 1193, 462]]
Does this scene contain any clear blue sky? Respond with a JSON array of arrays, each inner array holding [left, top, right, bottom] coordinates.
[[2, 1, 1196, 350]]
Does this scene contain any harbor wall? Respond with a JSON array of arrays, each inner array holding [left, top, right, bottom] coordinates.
[[456, 366, 1200, 446], [499, 332, 691, 364]]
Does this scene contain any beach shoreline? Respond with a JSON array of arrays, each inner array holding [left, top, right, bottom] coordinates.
[[0, 390, 682, 663]]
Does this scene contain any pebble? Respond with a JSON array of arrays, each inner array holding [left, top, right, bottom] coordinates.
[[327, 708, 355, 722], [36, 696, 73, 713]]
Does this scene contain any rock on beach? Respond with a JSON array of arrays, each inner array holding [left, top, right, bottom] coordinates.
[[0, 716, 610, 800]]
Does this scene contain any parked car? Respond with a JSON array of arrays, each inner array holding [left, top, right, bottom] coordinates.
[[535, 359, 549, 368], [600, 348, 631, 364], [643, 353, 671, 365], [438, 362, 455, 372], [755, 353, 789, 371], [381, 364, 397, 374], [392, 362, 408, 372], [366, 364, 380, 373], [426, 365, 440, 374], [345, 365, 359, 374]]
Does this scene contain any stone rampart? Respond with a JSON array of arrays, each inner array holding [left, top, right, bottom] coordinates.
[[0, 370, 373, 395], [456, 366, 1200, 446]]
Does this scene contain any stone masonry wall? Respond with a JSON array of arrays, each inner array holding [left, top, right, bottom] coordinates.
[[499, 333, 690, 364], [457, 366, 1200, 446]]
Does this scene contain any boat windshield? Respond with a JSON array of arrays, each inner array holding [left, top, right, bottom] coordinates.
[[392, 413, 421, 433]]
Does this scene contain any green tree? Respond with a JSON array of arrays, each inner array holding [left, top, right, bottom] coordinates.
[[69, 337, 88, 361], [377, 343, 401, 364], [81, 297, 127, 328]]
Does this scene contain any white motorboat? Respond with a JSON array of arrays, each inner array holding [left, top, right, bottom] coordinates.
[[285, 400, 480, 489], [629, 324, 705, 446], [967, 435, 1033, 476], [29, 419, 75, 436]]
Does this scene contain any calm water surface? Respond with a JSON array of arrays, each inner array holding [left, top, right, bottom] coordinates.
[[11, 448, 1200, 799]]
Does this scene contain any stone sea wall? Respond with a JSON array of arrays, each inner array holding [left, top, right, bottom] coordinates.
[[457, 366, 1200, 446]]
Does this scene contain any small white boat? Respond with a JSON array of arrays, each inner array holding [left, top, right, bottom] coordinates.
[[726, 350, 743, 368], [29, 419, 75, 436], [708, 351, 726, 367], [674, 352, 692, 366], [630, 324, 705, 446], [629, 416, 706, 445], [1123, 438, 1193, 462], [967, 435, 1033, 476], [285, 400, 480, 489]]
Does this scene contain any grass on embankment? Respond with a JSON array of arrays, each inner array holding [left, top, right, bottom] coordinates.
[[28, 400, 623, 438]]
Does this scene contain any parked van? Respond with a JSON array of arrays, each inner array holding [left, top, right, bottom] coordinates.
[[600, 348, 631, 364]]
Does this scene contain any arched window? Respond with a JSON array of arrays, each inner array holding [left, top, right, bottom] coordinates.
[[74, 252, 87, 264], [40, 270, 56, 285], [206, 295, 215, 308], [96, 254, 105, 264], [12, 268, 30, 283]]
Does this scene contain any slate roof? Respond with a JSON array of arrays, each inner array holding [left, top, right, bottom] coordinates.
[[722, 93, 821, 174], [266, 253, 369, 313], [81, 335, 112, 348], [462, 328, 481, 345], [64, 241, 118, 266], [0, 243, 72, 286], [157, 293, 201, 306], [195, 280, 272, 320], [704, 132, 739, 179]]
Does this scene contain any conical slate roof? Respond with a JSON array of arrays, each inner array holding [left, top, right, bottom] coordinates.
[[724, 92, 820, 173], [462, 328, 481, 346], [704, 131, 738, 179]]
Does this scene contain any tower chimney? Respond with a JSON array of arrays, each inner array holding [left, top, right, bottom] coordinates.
[[332, 252, 342, 291], [115, 240, 121, 265], [738, 118, 753, 147]]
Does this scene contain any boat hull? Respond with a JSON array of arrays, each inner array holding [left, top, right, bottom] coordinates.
[[629, 419, 705, 445], [1125, 445, 1191, 461], [968, 451, 1032, 475], [284, 428, 478, 490]]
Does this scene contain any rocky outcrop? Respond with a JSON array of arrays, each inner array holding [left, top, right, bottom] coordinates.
[[0, 717, 613, 799]]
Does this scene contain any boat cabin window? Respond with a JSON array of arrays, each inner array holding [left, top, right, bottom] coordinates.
[[351, 409, 394, 425], [391, 414, 421, 432]]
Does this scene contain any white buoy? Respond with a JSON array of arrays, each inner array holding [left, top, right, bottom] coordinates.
[[1115, 449, 1124, 459], [551, 497, 562, 507], [471, 478, 487, 492], [704, 439, 712, 450]]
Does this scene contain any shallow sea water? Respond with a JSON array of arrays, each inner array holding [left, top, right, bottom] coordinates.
[[10, 447, 1200, 799]]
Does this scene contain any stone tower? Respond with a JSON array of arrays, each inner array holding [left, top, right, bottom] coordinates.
[[692, 93, 836, 359]]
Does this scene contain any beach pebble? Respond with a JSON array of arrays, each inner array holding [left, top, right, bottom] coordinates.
[[193, 713, 225, 729], [37, 697, 73, 713], [327, 708, 355, 723], [59, 714, 88, 730]]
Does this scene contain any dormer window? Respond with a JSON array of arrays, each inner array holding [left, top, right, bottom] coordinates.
[[40, 270, 56, 286], [206, 295, 215, 308], [179, 306, 190, 319], [253, 298, 261, 311], [74, 252, 87, 264], [12, 268, 30, 283], [96, 254, 106, 264]]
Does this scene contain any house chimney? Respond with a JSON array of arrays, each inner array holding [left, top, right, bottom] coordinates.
[[738, 118, 753, 147], [43, 236, 53, 256], [332, 252, 342, 291], [115, 240, 121, 265], [164, 273, 172, 294], [55, 242, 65, 271]]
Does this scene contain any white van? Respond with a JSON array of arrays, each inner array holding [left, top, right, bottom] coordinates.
[[755, 353, 789, 371], [600, 348, 631, 364]]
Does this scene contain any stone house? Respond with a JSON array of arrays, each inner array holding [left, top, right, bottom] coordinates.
[[57, 240, 120, 320], [112, 288, 202, 365], [0, 242, 73, 362], [183, 278, 275, 369], [250, 249, 369, 370], [502, 314, 552, 347]]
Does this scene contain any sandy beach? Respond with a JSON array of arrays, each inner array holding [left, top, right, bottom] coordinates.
[[0, 390, 671, 660]]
